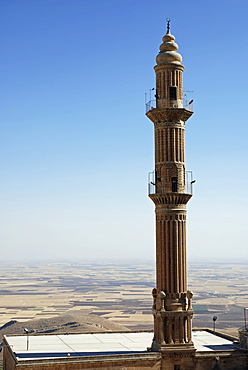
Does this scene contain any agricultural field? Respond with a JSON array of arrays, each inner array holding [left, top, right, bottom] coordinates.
[[0, 261, 247, 337]]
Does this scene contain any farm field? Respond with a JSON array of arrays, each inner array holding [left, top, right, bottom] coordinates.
[[0, 261, 247, 337]]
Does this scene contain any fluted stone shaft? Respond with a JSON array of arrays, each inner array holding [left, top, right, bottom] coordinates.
[[155, 211, 187, 294], [154, 122, 186, 194]]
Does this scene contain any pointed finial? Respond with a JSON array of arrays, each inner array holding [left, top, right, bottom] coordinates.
[[166, 18, 171, 33]]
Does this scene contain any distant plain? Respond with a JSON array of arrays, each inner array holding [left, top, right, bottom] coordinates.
[[0, 261, 247, 338]]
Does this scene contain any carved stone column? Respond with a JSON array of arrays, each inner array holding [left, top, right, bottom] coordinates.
[[146, 21, 195, 352]]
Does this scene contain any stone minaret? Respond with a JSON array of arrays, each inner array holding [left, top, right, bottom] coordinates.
[[146, 20, 194, 352]]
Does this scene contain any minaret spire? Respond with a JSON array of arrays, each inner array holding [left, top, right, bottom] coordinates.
[[146, 23, 195, 355]]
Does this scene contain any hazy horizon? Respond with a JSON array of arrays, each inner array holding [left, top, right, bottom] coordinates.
[[1, 257, 248, 265]]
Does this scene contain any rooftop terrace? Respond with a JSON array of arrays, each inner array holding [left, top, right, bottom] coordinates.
[[4, 330, 241, 361]]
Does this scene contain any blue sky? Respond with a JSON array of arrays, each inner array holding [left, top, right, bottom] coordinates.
[[1, 0, 248, 262]]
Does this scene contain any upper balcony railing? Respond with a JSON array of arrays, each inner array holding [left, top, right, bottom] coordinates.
[[145, 90, 194, 113]]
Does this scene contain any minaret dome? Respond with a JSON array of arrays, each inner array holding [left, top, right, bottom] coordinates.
[[156, 22, 182, 65]]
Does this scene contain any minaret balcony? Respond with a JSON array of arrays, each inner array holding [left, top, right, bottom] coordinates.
[[146, 99, 193, 113], [145, 91, 193, 113], [148, 171, 194, 196]]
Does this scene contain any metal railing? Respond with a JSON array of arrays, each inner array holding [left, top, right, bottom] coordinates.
[[148, 170, 194, 195], [146, 98, 193, 113], [145, 89, 194, 113]]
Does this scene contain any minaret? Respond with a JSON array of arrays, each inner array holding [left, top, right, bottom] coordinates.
[[146, 20, 194, 352]]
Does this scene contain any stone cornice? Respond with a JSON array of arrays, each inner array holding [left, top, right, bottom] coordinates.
[[146, 108, 193, 124], [149, 193, 192, 206]]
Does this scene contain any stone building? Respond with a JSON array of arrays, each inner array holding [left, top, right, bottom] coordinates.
[[3, 21, 248, 370]]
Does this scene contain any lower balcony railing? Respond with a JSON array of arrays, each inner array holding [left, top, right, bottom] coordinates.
[[148, 171, 194, 195]]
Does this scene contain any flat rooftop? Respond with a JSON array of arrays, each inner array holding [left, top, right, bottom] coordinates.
[[5, 331, 240, 361]]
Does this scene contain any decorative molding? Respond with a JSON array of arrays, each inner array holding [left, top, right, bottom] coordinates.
[[149, 193, 192, 206], [146, 108, 193, 124]]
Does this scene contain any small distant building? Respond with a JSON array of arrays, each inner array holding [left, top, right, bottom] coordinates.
[[239, 327, 248, 350], [3, 21, 248, 370]]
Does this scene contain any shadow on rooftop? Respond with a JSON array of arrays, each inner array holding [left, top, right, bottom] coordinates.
[[16, 350, 150, 359], [203, 344, 236, 351]]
